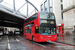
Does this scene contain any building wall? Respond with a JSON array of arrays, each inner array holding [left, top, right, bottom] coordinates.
[[63, 0, 75, 28], [53, 0, 63, 25], [40, 0, 63, 25], [40, 0, 49, 12], [63, 0, 75, 9], [74, 0, 75, 5], [63, 0, 75, 34], [63, 9, 75, 28]]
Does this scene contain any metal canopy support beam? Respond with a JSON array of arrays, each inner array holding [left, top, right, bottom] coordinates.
[[27, 1, 28, 17], [16, 2, 27, 12], [0, 0, 38, 18], [0, 0, 39, 28], [25, 0, 38, 11], [0, 0, 3, 3], [13, 0, 16, 13]]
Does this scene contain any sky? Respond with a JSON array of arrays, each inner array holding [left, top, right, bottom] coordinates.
[[1, 0, 43, 15], [29, 0, 43, 10]]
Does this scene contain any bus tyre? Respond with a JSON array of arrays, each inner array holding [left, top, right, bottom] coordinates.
[[32, 36, 34, 42]]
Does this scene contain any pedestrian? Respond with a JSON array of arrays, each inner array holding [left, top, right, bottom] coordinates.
[[57, 27, 59, 36], [74, 26, 75, 32]]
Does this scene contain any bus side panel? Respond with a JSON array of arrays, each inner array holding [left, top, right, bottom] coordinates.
[[24, 27, 28, 39], [25, 27, 31, 40], [34, 34, 40, 42], [33, 12, 40, 42], [27, 27, 32, 40], [31, 26, 35, 40], [38, 34, 57, 42]]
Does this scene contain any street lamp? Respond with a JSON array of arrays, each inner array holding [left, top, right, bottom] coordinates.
[[0, 0, 3, 3]]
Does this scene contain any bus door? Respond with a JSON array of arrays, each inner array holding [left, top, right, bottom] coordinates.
[[34, 26, 39, 41]]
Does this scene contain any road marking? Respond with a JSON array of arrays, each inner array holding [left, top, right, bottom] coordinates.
[[8, 43, 10, 49], [7, 36, 8, 40], [7, 36, 10, 50], [7, 37, 9, 42], [16, 39, 20, 42]]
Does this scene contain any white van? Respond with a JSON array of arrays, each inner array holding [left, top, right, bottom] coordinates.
[[0, 31, 3, 35], [14, 29, 20, 34]]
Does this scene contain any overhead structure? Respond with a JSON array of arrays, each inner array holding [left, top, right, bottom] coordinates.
[[0, 0, 3, 3], [0, 0, 39, 28]]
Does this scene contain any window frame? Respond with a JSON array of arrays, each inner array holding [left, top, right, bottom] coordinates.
[[61, 13, 63, 19], [41, 4, 43, 11], [61, 0, 63, 2], [49, 0, 53, 12], [25, 28, 31, 34], [61, 4, 63, 10], [44, 0, 47, 11]]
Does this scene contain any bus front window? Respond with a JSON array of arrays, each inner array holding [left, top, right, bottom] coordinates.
[[40, 12, 55, 19], [40, 27, 56, 35]]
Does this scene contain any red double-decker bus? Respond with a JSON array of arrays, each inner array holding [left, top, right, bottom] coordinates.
[[23, 12, 57, 42]]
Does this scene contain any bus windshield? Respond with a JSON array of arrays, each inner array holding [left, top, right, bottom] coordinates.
[[40, 12, 55, 19], [40, 26, 56, 35]]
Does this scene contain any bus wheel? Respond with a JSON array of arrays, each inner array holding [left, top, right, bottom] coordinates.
[[32, 36, 34, 42]]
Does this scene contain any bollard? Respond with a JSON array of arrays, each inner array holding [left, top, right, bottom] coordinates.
[[73, 26, 75, 39]]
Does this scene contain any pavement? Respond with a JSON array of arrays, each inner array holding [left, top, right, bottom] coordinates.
[[57, 34, 75, 46]]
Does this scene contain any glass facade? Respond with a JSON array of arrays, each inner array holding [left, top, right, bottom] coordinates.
[[61, 4, 63, 10], [41, 4, 43, 11], [44, 0, 47, 11], [49, 0, 53, 12], [50, 7, 53, 12], [61, 13, 63, 19], [61, 0, 63, 2], [40, 0, 53, 12]]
